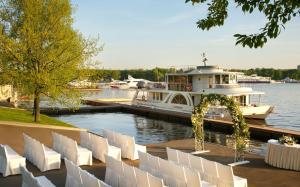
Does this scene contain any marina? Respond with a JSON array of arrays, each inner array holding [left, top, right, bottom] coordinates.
[[1, 1, 300, 187]]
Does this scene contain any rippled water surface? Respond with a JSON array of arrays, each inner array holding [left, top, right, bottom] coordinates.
[[56, 112, 265, 155]]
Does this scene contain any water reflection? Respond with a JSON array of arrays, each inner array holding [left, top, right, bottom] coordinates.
[[56, 112, 265, 155]]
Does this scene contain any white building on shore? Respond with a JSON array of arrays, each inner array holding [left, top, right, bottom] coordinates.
[[0, 85, 18, 107]]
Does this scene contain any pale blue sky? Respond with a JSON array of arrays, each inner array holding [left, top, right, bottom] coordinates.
[[71, 0, 300, 69]]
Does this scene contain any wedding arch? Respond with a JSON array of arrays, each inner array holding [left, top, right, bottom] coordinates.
[[191, 94, 250, 161]]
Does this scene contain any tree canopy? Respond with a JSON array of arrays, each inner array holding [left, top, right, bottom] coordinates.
[[0, 0, 100, 122], [186, 0, 300, 48]]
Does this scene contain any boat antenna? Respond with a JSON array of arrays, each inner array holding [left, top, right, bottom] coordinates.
[[202, 52, 208, 66]]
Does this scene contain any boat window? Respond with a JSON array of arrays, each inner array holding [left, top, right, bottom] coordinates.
[[215, 75, 221, 84], [171, 94, 187, 105], [222, 75, 229, 84]]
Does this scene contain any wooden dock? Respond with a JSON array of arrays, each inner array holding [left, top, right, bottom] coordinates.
[[41, 99, 300, 142]]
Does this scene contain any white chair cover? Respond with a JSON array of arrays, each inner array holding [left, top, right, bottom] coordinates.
[[23, 133, 61, 172], [170, 163, 187, 187], [138, 151, 149, 171], [91, 134, 121, 163], [202, 159, 218, 185], [148, 154, 160, 176], [189, 154, 204, 175], [166, 147, 178, 163], [21, 166, 56, 187], [123, 163, 137, 187], [0, 144, 26, 177], [80, 131, 91, 150], [148, 172, 165, 187], [80, 169, 101, 187], [135, 167, 150, 187], [178, 151, 190, 167], [64, 158, 83, 187], [216, 163, 247, 187]]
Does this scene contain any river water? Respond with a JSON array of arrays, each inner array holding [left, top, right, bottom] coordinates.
[[81, 84, 300, 131], [56, 84, 300, 155]]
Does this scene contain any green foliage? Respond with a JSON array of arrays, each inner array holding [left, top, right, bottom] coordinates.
[[0, 0, 101, 122], [186, 0, 300, 48], [88, 68, 172, 82], [191, 94, 249, 161], [0, 107, 74, 127]]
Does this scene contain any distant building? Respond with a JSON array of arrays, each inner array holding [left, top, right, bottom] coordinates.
[[298, 65, 300, 70]]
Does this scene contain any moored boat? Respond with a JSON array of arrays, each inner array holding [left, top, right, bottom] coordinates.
[[133, 65, 273, 120]]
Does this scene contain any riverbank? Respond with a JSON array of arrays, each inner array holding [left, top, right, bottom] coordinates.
[[0, 121, 299, 187], [0, 107, 74, 127]]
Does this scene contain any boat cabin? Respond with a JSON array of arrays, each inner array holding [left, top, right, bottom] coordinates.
[[166, 66, 238, 92]]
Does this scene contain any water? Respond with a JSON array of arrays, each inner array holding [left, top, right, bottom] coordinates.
[[243, 84, 300, 131], [56, 112, 265, 155], [82, 84, 300, 132]]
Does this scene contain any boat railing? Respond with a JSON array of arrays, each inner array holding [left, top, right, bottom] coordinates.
[[215, 84, 240, 89]]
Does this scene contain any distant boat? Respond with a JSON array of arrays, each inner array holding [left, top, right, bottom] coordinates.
[[237, 73, 271, 83], [282, 77, 299, 83], [124, 75, 151, 89]]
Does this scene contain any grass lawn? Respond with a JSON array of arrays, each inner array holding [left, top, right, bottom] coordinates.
[[0, 107, 75, 128]]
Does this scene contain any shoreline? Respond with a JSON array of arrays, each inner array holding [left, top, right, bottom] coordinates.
[[0, 121, 299, 187], [41, 100, 300, 142]]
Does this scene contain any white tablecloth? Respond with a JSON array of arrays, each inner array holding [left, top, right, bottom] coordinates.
[[265, 139, 300, 171]]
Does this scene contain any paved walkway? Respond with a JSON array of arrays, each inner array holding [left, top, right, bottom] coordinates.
[[0, 122, 299, 187]]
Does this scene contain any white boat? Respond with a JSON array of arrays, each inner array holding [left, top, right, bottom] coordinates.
[[124, 75, 151, 89], [133, 65, 274, 120], [237, 73, 271, 83]]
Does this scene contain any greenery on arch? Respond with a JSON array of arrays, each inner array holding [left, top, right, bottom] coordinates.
[[191, 94, 250, 161]]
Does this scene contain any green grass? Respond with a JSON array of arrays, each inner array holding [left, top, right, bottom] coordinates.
[[0, 107, 75, 128]]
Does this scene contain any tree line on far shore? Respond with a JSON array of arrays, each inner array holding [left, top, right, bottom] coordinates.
[[88, 67, 300, 82]]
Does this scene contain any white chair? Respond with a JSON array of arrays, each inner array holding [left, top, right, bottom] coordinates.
[[189, 154, 204, 175], [90, 133, 121, 163], [178, 150, 190, 167], [0, 144, 26, 177], [81, 169, 101, 187], [184, 167, 215, 187], [102, 129, 116, 146], [123, 163, 137, 187], [103, 130, 147, 160], [64, 158, 83, 187], [216, 163, 247, 187], [148, 172, 166, 187], [202, 159, 219, 185], [80, 131, 92, 150], [104, 155, 123, 187], [148, 154, 160, 176], [135, 167, 150, 187], [158, 158, 172, 185], [100, 181, 112, 187], [21, 166, 55, 187], [127, 136, 147, 160], [23, 133, 61, 172], [54, 132, 92, 166], [169, 163, 187, 187], [166, 147, 178, 163], [138, 151, 150, 171]]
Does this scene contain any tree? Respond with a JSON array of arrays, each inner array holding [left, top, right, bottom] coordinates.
[[0, 0, 100, 122], [186, 0, 300, 48]]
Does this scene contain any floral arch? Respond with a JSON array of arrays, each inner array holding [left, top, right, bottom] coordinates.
[[191, 94, 250, 161]]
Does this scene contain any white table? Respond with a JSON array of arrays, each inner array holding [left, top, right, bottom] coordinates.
[[265, 139, 300, 171]]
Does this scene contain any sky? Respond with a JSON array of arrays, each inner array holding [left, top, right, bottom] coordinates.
[[71, 0, 300, 70]]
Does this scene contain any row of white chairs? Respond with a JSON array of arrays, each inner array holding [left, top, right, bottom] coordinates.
[[166, 148, 248, 187], [105, 155, 166, 187], [138, 151, 215, 187], [65, 158, 111, 187], [103, 129, 147, 160], [0, 144, 26, 177], [52, 132, 92, 166], [23, 133, 61, 172], [21, 166, 55, 187], [80, 131, 121, 163]]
